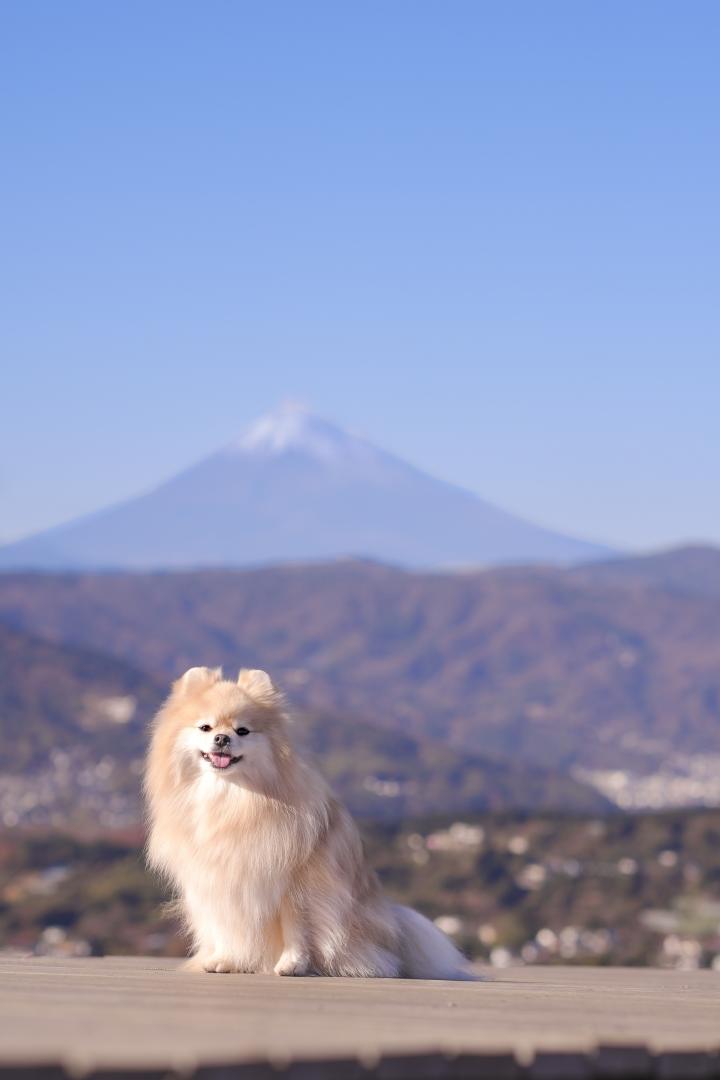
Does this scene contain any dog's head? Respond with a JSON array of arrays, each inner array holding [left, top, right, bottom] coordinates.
[[154, 666, 289, 791]]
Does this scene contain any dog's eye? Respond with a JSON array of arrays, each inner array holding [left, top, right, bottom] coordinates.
[[235, 726, 250, 737], [198, 724, 212, 732]]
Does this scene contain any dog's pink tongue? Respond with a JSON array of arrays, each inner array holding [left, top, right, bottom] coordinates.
[[210, 753, 232, 768]]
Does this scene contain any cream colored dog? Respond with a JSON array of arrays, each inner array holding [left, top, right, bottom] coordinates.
[[145, 666, 474, 978]]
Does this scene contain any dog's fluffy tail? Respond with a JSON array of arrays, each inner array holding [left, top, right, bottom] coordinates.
[[394, 904, 479, 981]]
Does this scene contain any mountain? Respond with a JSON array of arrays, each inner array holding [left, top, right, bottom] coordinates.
[[0, 622, 160, 830], [0, 404, 610, 570], [0, 621, 607, 828], [571, 544, 720, 597], [1, 556, 720, 809], [299, 709, 609, 818]]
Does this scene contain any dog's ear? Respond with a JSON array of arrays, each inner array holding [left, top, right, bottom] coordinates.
[[173, 666, 223, 695], [237, 668, 278, 704]]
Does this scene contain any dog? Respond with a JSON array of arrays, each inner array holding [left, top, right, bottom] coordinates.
[[145, 666, 475, 978]]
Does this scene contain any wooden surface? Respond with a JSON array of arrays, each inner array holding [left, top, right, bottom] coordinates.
[[0, 957, 719, 1077]]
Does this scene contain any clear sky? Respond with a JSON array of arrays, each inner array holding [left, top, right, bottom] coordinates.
[[2, 0, 718, 550]]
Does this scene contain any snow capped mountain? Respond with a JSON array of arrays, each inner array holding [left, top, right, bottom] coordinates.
[[0, 404, 612, 570]]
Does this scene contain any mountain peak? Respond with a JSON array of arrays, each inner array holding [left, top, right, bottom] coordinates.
[[227, 402, 375, 465]]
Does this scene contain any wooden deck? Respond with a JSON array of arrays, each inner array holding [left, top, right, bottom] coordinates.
[[0, 957, 718, 1078]]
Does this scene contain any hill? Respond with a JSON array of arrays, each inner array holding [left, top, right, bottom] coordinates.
[[572, 544, 720, 597], [0, 623, 160, 829], [0, 557, 718, 808], [0, 404, 609, 570], [0, 622, 606, 828], [3, 807, 719, 968]]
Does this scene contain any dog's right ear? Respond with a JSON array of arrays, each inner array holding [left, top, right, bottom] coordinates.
[[172, 666, 223, 695], [237, 668, 278, 704]]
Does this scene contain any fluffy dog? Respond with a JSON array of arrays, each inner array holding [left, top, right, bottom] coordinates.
[[145, 666, 474, 978]]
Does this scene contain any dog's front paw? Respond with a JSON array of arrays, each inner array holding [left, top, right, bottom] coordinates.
[[182, 954, 209, 973], [203, 956, 253, 974], [274, 950, 312, 976]]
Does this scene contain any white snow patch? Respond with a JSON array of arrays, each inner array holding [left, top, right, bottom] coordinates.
[[225, 402, 389, 470]]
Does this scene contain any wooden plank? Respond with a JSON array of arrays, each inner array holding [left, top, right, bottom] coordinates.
[[0, 959, 719, 1074], [654, 1053, 718, 1080], [594, 1045, 654, 1079]]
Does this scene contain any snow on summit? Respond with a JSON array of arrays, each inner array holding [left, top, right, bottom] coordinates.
[[228, 403, 385, 467]]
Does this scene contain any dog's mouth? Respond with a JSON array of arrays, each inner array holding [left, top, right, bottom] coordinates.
[[200, 752, 243, 770]]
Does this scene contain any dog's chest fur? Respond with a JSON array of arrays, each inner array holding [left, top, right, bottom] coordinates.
[[178, 774, 317, 924]]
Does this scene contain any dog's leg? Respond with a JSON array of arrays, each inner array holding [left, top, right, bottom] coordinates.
[[180, 887, 226, 973], [189, 895, 259, 973], [274, 897, 312, 976]]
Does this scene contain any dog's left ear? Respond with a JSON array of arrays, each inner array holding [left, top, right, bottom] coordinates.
[[237, 668, 278, 704], [174, 666, 223, 695]]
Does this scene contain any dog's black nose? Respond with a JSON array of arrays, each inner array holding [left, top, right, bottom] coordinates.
[[213, 733, 230, 748]]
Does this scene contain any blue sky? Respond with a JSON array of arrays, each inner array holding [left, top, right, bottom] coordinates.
[[2, 0, 718, 550]]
